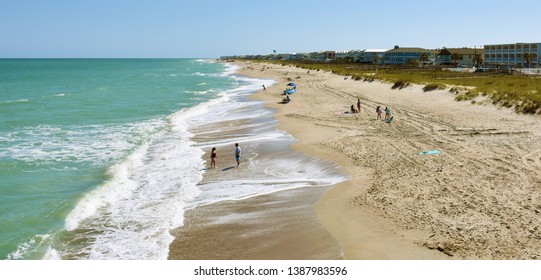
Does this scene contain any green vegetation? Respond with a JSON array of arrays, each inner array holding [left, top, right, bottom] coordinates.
[[423, 84, 446, 92], [253, 60, 541, 114], [392, 81, 410, 89]]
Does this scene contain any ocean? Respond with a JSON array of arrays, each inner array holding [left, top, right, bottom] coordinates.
[[0, 59, 346, 259]]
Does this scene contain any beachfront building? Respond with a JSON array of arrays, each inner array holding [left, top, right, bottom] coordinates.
[[484, 42, 541, 69], [382, 46, 434, 65], [436, 47, 484, 67], [286, 53, 309, 60], [359, 49, 390, 64], [309, 51, 336, 62], [335, 50, 363, 62]]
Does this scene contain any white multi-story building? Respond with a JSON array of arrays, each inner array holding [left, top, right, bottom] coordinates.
[[484, 42, 541, 69]]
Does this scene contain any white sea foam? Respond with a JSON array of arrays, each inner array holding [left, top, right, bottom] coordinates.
[[7, 234, 53, 260], [60, 111, 205, 259], [188, 148, 347, 209], [221, 63, 241, 77], [0, 120, 164, 166], [1, 99, 29, 104]]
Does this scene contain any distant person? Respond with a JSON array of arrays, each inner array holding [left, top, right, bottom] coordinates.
[[235, 143, 241, 167], [351, 104, 358, 114], [357, 99, 361, 114], [281, 95, 290, 103], [384, 107, 391, 121], [376, 106, 383, 120], [262, 84, 266, 91], [210, 147, 217, 168]]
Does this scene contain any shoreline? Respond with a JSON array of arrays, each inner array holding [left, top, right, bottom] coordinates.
[[168, 66, 346, 260]]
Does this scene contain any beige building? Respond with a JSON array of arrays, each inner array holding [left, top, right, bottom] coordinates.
[[436, 47, 484, 67]]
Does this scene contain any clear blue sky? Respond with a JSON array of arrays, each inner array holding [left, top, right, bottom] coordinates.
[[1, 0, 540, 58]]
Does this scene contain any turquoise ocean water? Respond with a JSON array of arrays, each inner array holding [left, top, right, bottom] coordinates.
[[0, 59, 242, 259], [0, 59, 346, 260]]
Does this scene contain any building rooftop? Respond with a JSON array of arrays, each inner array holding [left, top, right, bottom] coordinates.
[[363, 49, 389, 53], [445, 48, 484, 55], [386, 47, 429, 53]]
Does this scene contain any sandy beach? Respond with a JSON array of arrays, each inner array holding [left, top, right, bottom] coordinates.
[[170, 61, 541, 260]]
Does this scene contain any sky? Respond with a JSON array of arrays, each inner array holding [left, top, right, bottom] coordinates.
[[1, 0, 540, 58]]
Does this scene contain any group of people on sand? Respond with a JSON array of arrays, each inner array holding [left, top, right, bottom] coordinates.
[[209, 143, 242, 169], [349, 98, 362, 114], [349, 98, 393, 122]]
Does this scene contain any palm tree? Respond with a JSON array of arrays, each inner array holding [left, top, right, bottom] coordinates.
[[373, 55, 380, 74], [451, 53, 461, 66], [473, 53, 484, 69], [373, 55, 379, 65], [419, 53, 429, 67], [522, 52, 533, 68]]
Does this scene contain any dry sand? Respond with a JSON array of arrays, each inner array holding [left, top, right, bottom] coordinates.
[[234, 61, 541, 259]]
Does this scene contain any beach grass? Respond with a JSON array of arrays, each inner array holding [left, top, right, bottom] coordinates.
[[254, 60, 541, 114]]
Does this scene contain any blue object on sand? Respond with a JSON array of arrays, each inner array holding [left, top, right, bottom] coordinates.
[[418, 150, 441, 155], [287, 82, 297, 87], [284, 89, 296, 94], [385, 116, 394, 123]]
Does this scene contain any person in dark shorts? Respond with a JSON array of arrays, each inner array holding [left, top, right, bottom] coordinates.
[[210, 147, 217, 168], [376, 105, 383, 120], [235, 143, 241, 167]]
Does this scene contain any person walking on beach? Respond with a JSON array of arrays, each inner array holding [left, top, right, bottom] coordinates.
[[376, 106, 383, 120], [234, 143, 241, 167], [262, 84, 266, 91], [210, 147, 217, 169], [357, 99, 361, 114], [384, 107, 391, 121]]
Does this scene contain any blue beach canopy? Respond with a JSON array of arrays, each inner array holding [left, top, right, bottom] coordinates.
[[287, 82, 297, 87], [284, 89, 296, 94]]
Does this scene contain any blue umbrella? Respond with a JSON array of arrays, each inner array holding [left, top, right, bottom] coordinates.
[[287, 82, 297, 87]]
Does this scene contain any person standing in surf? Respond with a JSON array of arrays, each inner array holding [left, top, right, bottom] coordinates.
[[210, 147, 217, 168], [235, 143, 241, 167]]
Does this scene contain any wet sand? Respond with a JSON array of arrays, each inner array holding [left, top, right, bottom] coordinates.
[[168, 186, 342, 260]]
